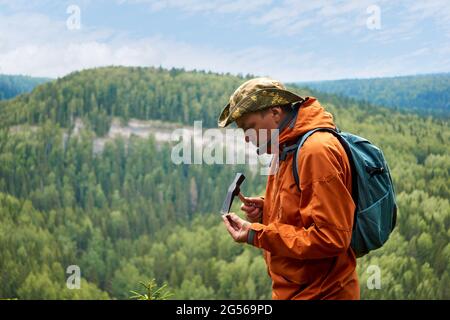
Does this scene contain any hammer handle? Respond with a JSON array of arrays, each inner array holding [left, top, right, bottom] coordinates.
[[238, 192, 254, 206]]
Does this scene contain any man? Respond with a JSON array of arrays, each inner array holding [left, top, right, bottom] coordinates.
[[218, 77, 359, 300]]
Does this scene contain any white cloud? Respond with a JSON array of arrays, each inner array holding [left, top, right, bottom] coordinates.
[[122, 0, 381, 37], [119, 0, 272, 14], [251, 0, 375, 35], [1, 2, 449, 81], [121, 0, 450, 42], [0, 11, 348, 80], [358, 0, 450, 45], [0, 11, 349, 81]]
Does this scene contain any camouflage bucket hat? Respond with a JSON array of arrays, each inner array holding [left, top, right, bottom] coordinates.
[[218, 77, 304, 128]]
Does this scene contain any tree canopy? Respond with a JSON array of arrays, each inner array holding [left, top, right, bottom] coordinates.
[[0, 66, 448, 299]]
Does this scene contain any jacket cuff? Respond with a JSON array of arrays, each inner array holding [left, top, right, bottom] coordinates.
[[247, 223, 265, 247], [247, 229, 256, 245]]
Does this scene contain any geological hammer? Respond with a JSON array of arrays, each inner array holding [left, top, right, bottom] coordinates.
[[221, 172, 246, 215]]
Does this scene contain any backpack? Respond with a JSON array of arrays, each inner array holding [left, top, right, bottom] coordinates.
[[282, 127, 397, 257]]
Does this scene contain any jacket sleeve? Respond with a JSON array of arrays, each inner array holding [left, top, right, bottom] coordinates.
[[247, 134, 356, 260]]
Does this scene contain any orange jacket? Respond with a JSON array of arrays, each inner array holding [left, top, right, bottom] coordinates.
[[248, 97, 359, 300]]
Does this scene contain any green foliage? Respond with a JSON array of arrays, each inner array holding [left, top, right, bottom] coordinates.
[[0, 67, 253, 134], [0, 74, 50, 100], [300, 73, 450, 117], [0, 66, 448, 299], [130, 279, 173, 300]]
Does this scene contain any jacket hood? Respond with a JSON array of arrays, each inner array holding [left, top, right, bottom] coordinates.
[[278, 97, 336, 147]]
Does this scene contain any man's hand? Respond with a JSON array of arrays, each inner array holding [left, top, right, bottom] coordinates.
[[239, 195, 264, 223], [222, 212, 251, 243]]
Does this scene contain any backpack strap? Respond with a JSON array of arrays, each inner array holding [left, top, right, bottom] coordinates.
[[292, 127, 354, 192], [279, 127, 329, 162], [291, 126, 360, 231], [292, 128, 331, 189]]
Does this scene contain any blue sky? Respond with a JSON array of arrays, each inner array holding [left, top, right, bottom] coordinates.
[[0, 0, 449, 81]]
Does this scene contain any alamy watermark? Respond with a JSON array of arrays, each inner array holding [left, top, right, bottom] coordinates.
[[66, 5, 81, 31], [66, 265, 81, 289], [366, 5, 381, 30], [170, 121, 279, 176], [366, 265, 381, 290]]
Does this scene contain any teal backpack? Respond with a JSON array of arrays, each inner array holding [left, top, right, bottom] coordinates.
[[285, 127, 397, 257]]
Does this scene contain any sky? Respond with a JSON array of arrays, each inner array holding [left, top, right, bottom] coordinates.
[[0, 0, 449, 82]]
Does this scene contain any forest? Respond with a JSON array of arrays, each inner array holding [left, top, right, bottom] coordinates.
[[0, 75, 50, 101], [301, 73, 450, 118], [0, 66, 448, 299]]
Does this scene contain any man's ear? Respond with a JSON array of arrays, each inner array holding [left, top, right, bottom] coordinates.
[[270, 106, 283, 125]]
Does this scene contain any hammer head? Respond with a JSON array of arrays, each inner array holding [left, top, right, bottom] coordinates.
[[220, 173, 246, 215]]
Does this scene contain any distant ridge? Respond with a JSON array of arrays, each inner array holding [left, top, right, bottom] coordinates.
[[298, 73, 450, 117], [0, 74, 51, 100]]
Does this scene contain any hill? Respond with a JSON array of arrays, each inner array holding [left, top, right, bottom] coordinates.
[[299, 73, 450, 117], [0, 67, 250, 134], [0, 66, 448, 299], [0, 74, 50, 100]]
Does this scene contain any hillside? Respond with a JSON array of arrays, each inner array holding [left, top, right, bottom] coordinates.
[[0, 66, 449, 299], [0, 67, 251, 133], [299, 73, 450, 117], [0, 75, 50, 100]]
